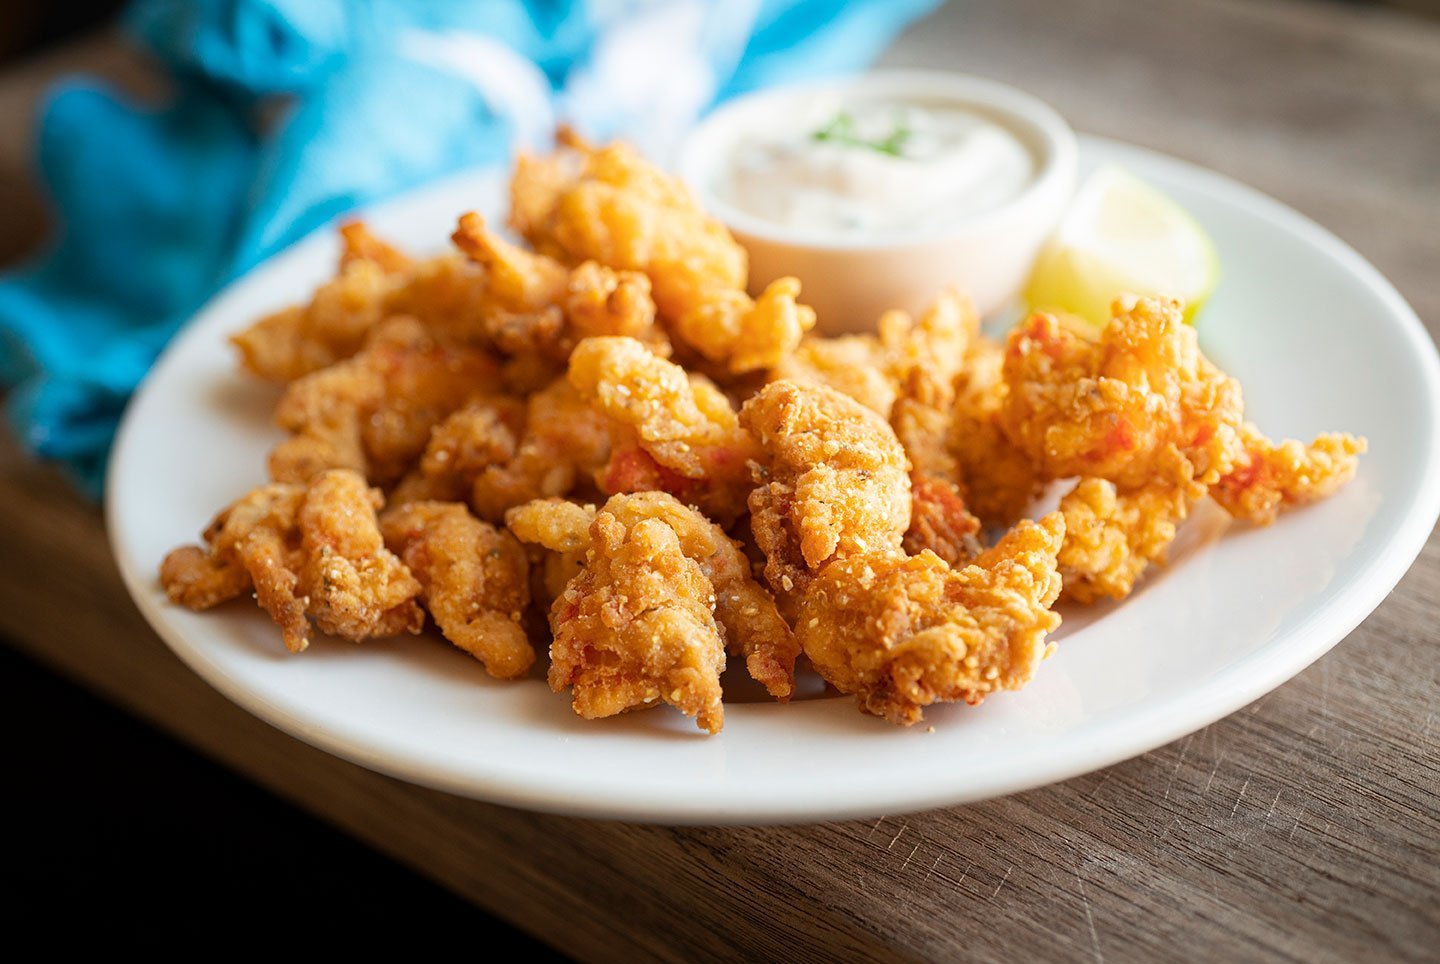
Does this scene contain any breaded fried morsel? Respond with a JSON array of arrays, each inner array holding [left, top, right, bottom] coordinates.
[[767, 289, 987, 564], [946, 338, 1046, 526], [795, 514, 1065, 725], [339, 220, 413, 273], [469, 378, 613, 521], [509, 128, 747, 325], [1001, 296, 1245, 490], [160, 470, 422, 653], [1001, 295, 1365, 598], [535, 496, 729, 733], [740, 381, 911, 602], [770, 287, 973, 420], [998, 298, 1239, 598], [602, 493, 798, 701], [569, 336, 758, 521], [233, 256, 401, 383], [1056, 477, 1190, 604], [508, 493, 799, 702], [391, 395, 528, 505], [381, 501, 533, 678], [883, 290, 985, 565], [268, 316, 502, 486], [504, 497, 596, 604], [233, 222, 499, 382], [452, 211, 666, 363], [1210, 422, 1365, 525], [905, 474, 984, 569], [175, 133, 1371, 735], [771, 335, 899, 418], [672, 276, 817, 375]]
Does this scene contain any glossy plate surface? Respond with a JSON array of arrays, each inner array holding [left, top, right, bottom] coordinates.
[[108, 137, 1440, 823]]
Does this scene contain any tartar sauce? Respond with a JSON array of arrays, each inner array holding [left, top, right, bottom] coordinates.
[[718, 99, 1035, 236]]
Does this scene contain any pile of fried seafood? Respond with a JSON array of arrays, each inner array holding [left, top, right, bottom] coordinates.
[[161, 130, 1365, 734]]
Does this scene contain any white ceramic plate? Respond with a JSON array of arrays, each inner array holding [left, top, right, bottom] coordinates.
[[108, 137, 1440, 824]]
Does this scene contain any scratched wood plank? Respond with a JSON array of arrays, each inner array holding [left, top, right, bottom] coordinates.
[[4, 0, 1440, 960], [5, 431, 1438, 961]]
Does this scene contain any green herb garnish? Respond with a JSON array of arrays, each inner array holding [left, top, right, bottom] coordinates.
[[811, 110, 911, 157]]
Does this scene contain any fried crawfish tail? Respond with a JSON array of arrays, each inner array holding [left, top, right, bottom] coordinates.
[[268, 316, 502, 486], [672, 276, 817, 375], [339, 220, 413, 273], [795, 514, 1066, 726], [160, 483, 308, 647], [739, 380, 911, 602], [568, 335, 758, 521], [162, 470, 424, 654], [296, 470, 425, 643], [231, 223, 411, 382], [1056, 477, 1190, 604], [469, 378, 612, 520], [1210, 422, 1365, 525], [1000, 296, 1245, 490], [946, 337, 1045, 526], [381, 501, 534, 679], [546, 504, 727, 734], [770, 334, 899, 418], [503, 497, 598, 607], [508, 493, 798, 702], [886, 289, 985, 565], [453, 211, 667, 363], [601, 492, 799, 701], [904, 474, 984, 568], [508, 128, 747, 322]]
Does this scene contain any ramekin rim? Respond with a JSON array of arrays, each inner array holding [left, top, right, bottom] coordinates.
[[676, 69, 1078, 253]]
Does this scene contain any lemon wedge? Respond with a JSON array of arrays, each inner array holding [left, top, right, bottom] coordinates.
[[1023, 166, 1219, 327]]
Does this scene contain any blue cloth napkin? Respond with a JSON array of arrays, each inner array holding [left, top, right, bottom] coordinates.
[[0, 0, 939, 497]]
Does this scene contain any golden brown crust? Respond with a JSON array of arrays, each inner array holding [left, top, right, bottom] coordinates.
[[602, 492, 798, 701], [380, 253, 494, 346], [509, 493, 797, 703], [452, 212, 668, 365], [232, 259, 400, 382], [1000, 296, 1245, 489], [904, 474, 983, 568], [161, 470, 422, 653], [268, 316, 502, 486], [946, 338, 1046, 525], [503, 498, 597, 607], [1056, 477, 1190, 604], [1210, 423, 1365, 525], [740, 381, 911, 603], [381, 501, 533, 678], [176, 138, 1369, 733], [795, 514, 1065, 725], [569, 336, 757, 521], [546, 501, 728, 733], [885, 289, 984, 564], [298, 471, 425, 641], [508, 132, 747, 326], [468, 378, 612, 521], [672, 277, 816, 375], [771, 335, 898, 418], [996, 295, 1365, 600], [339, 221, 413, 274]]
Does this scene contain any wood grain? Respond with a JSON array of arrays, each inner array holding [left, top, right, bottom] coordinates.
[[3, 0, 1440, 960]]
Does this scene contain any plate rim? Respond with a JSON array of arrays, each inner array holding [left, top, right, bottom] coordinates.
[[105, 135, 1440, 824]]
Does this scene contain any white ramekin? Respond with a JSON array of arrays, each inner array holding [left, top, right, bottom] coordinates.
[[677, 71, 1077, 333]]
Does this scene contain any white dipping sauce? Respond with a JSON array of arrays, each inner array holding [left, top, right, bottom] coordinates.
[[718, 98, 1035, 236]]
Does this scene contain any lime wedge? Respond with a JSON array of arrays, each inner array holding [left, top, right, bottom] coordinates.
[[1023, 166, 1219, 326]]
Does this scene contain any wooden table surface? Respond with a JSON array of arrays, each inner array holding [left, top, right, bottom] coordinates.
[[4, 1, 1438, 959]]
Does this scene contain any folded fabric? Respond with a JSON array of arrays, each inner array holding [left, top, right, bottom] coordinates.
[[0, 0, 939, 498]]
